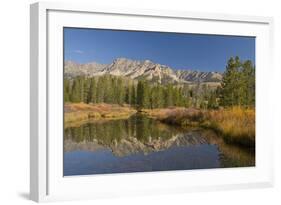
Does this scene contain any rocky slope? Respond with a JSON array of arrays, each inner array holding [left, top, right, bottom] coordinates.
[[64, 58, 223, 84]]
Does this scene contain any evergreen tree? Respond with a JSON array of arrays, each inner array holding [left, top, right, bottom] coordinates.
[[220, 57, 240, 106], [150, 86, 158, 109], [112, 77, 118, 104], [125, 84, 132, 105], [242, 60, 255, 107], [143, 81, 150, 108], [136, 81, 143, 108], [155, 85, 164, 108], [64, 78, 70, 102], [164, 84, 174, 107], [87, 78, 96, 103], [104, 75, 113, 103], [83, 78, 90, 103], [116, 77, 125, 104], [131, 84, 136, 106], [136, 80, 150, 109], [96, 77, 105, 103], [70, 78, 82, 102], [172, 87, 180, 106]]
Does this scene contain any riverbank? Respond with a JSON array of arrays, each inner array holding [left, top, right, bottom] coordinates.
[[64, 103, 137, 126], [141, 107, 255, 147]]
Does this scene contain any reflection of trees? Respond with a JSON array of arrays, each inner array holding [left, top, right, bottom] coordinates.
[[135, 115, 151, 142], [64, 115, 180, 145], [65, 120, 126, 145], [64, 114, 255, 167]]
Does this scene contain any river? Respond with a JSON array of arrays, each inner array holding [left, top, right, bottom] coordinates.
[[64, 114, 255, 176]]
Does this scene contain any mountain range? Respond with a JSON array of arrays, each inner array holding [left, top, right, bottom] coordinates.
[[64, 58, 223, 85]]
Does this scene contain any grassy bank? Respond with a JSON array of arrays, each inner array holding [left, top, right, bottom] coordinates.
[[64, 103, 137, 125], [141, 107, 255, 147], [203, 107, 255, 147]]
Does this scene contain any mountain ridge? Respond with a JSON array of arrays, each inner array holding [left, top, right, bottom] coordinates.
[[64, 58, 223, 84]]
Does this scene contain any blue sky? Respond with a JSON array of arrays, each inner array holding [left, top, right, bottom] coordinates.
[[64, 27, 255, 72]]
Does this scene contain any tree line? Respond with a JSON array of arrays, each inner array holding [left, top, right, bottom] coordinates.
[[64, 74, 195, 109], [64, 56, 255, 109]]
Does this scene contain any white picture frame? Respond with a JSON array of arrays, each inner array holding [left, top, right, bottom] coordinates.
[[30, 1, 274, 202]]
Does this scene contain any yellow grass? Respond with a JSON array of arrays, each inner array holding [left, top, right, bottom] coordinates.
[[64, 103, 137, 125], [204, 107, 255, 146]]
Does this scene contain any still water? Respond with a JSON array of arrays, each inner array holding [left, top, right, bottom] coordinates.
[[64, 114, 255, 176]]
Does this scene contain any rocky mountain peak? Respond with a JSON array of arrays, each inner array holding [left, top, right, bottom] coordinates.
[[64, 58, 223, 85]]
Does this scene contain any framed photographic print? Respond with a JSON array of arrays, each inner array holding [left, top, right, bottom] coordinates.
[[30, 2, 274, 202]]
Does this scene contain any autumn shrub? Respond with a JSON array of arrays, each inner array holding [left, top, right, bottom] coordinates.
[[160, 108, 204, 126]]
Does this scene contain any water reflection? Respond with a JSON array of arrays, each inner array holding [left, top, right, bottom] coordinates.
[[64, 114, 255, 176]]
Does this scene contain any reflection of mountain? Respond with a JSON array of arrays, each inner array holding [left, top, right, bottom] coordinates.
[[65, 58, 222, 85], [64, 114, 255, 167], [64, 130, 208, 157]]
